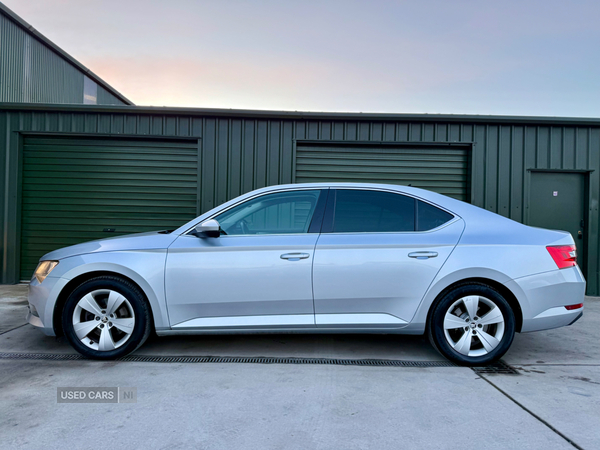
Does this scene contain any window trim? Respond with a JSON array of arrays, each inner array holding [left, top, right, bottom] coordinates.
[[321, 188, 458, 235], [307, 188, 330, 233]]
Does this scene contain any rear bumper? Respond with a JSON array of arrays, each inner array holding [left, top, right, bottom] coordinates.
[[506, 266, 586, 333], [522, 304, 584, 332]]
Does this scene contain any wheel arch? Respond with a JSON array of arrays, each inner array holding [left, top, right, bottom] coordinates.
[[52, 271, 156, 337], [425, 277, 523, 333]]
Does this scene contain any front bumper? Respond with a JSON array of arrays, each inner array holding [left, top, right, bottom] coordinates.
[[506, 265, 586, 333], [27, 276, 70, 336]]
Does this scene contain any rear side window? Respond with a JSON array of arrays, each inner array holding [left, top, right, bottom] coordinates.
[[332, 190, 415, 232], [416, 200, 453, 231]]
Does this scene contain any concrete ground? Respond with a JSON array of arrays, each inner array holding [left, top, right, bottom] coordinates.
[[0, 285, 598, 450]]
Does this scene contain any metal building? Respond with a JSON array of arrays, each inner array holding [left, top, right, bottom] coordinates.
[[0, 2, 598, 295], [0, 3, 131, 105], [0, 104, 598, 295]]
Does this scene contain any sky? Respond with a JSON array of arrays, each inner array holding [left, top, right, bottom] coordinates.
[[4, 0, 600, 117]]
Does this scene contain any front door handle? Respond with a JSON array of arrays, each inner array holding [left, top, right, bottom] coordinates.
[[280, 253, 310, 261], [408, 251, 438, 259]]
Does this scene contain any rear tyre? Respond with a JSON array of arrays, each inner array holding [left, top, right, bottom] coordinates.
[[428, 283, 515, 366], [62, 276, 151, 360]]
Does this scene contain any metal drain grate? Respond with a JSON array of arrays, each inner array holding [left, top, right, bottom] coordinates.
[[0, 352, 84, 361], [0, 352, 456, 367], [471, 361, 520, 375], [0, 352, 518, 373], [119, 355, 457, 367]]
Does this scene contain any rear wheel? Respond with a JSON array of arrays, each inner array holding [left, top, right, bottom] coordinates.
[[428, 283, 515, 366], [62, 276, 151, 359]]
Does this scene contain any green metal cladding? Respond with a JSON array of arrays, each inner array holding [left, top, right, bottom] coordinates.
[[19, 136, 199, 279], [0, 105, 599, 295], [295, 143, 470, 201]]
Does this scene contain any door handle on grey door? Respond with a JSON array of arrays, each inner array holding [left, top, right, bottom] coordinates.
[[408, 251, 438, 259], [280, 253, 310, 261]]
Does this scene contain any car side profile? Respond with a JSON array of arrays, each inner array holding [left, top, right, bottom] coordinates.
[[27, 183, 585, 365]]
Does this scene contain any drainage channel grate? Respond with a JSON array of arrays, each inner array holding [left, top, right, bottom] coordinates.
[[471, 361, 520, 375], [0, 352, 519, 373], [0, 352, 84, 361], [0, 352, 457, 367], [120, 355, 457, 367]]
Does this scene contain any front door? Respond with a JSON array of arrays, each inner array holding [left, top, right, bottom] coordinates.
[[312, 189, 464, 327], [165, 189, 326, 329], [529, 172, 586, 275]]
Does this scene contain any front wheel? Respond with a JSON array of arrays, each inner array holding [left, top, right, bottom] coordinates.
[[428, 283, 516, 366], [62, 276, 151, 359]]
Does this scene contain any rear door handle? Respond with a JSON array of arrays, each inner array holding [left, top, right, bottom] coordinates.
[[280, 253, 310, 261], [408, 251, 438, 259]]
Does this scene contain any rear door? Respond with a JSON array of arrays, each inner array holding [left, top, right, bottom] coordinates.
[[312, 188, 464, 327]]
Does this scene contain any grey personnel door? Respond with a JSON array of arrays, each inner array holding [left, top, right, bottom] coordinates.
[[529, 172, 587, 276]]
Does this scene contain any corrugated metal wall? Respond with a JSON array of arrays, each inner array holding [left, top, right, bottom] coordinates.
[[20, 136, 199, 279], [0, 13, 24, 102], [0, 13, 126, 105], [294, 143, 470, 201], [0, 109, 599, 294], [97, 86, 127, 106]]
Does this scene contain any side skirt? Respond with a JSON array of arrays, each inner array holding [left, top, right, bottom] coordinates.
[[156, 313, 426, 336]]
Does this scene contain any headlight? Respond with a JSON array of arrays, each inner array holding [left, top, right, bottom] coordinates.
[[33, 261, 59, 283]]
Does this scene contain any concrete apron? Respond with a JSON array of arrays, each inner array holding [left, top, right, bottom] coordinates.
[[1, 284, 599, 450]]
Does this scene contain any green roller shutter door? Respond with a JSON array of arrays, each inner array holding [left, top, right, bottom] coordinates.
[[20, 136, 198, 280], [295, 144, 470, 201]]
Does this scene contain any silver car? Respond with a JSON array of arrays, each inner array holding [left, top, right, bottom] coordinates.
[[27, 183, 585, 365]]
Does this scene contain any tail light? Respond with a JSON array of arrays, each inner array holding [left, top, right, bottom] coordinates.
[[565, 303, 583, 310], [546, 245, 577, 269]]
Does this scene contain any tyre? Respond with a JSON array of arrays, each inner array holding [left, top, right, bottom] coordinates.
[[427, 283, 516, 366], [62, 276, 151, 359]]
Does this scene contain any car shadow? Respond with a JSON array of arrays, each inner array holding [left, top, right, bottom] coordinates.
[[137, 332, 444, 361]]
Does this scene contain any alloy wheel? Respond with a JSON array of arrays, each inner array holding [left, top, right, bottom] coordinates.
[[442, 295, 505, 357], [72, 289, 136, 351]]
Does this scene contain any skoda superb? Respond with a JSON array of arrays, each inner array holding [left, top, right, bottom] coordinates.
[[27, 183, 585, 365]]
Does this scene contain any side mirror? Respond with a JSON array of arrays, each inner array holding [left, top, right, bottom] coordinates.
[[193, 219, 221, 238]]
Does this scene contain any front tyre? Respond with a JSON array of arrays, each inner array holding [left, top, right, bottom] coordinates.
[[62, 276, 151, 360], [428, 283, 516, 366]]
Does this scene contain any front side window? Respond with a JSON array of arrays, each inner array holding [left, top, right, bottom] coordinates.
[[332, 190, 415, 233], [215, 190, 321, 235]]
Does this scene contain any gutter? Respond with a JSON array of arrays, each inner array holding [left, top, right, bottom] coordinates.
[[0, 103, 599, 126]]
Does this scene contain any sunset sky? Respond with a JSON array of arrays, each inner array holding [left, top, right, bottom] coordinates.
[[4, 0, 600, 117]]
